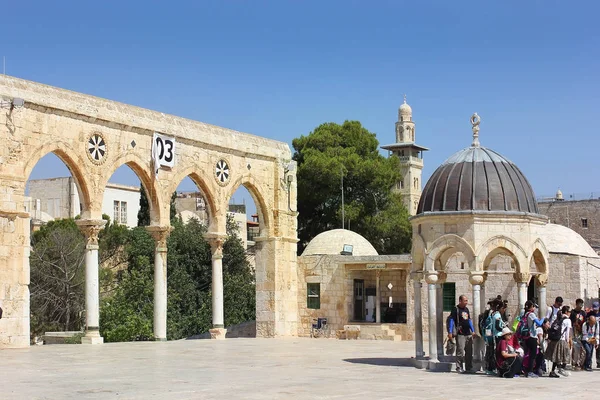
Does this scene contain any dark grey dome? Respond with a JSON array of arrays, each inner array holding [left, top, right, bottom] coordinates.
[[417, 146, 539, 215]]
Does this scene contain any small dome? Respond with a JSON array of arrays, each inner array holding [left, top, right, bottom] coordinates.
[[540, 224, 599, 258], [302, 229, 378, 256], [417, 146, 539, 214], [399, 101, 412, 116], [556, 188, 563, 200]]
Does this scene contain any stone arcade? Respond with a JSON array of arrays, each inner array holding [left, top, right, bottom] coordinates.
[[0, 75, 298, 347]]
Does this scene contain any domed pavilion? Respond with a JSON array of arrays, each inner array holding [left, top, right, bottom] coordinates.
[[410, 114, 600, 368]]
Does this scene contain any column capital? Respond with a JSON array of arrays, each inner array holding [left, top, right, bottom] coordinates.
[[514, 272, 530, 284], [424, 272, 439, 285], [410, 271, 423, 281], [146, 225, 172, 250], [536, 273, 548, 287], [469, 272, 485, 286], [206, 232, 227, 259], [75, 219, 107, 247]]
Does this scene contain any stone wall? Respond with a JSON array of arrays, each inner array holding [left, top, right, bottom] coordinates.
[[539, 200, 600, 251]]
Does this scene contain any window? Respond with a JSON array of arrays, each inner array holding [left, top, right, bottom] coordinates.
[[113, 201, 120, 223], [120, 201, 127, 225], [307, 283, 320, 309], [442, 282, 456, 312], [582, 218, 588, 228], [398, 180, 404, 189]]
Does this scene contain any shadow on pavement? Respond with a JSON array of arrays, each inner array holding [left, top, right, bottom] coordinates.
[[343, 358, 415, 367]]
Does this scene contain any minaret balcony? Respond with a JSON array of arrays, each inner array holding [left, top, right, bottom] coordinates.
[[398, 155, 423, 166]]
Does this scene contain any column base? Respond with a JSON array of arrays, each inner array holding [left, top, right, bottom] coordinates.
[[81, 335, 104, 345], [209, 328, 227, 340]]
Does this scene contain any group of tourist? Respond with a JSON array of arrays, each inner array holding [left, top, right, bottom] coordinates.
[[447, 294, 600, 378]]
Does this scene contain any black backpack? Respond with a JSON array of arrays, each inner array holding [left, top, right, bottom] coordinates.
[[548, 315, 565, 341]]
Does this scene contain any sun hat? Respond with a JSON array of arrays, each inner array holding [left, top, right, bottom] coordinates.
[[500, 327, 512, 337]]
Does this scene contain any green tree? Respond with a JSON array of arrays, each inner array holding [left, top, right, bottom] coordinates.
[[137, 187, 178, 226], [137, 187, 150, 226], [292, 120, 411, 254], [30, 219, 86, 335]]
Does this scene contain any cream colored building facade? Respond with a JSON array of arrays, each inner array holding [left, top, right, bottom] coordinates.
[[0, 75, 298, 348]]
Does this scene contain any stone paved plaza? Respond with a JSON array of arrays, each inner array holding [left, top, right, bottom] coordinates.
[[2, 338, 598, 399]]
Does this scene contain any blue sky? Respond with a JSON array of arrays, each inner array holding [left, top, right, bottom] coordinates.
[[7, 1, 600, 215]]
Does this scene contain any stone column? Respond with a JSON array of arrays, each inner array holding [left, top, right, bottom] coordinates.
[[480, 282, 487, 313], [515, 273, 529, 316], [425, 272, 439, 362], [147, 226, 171, 341], [209, 236, 227, 339], [76, 219, 106, 345], [537, 274, 548, 310], [470, 273, 484, 369], [411, 272, 425, 358], [375, 270, 381, 323], [435, 283, 444, 357]]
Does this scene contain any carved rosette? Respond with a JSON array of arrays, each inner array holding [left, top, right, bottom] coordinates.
[[146, 226, 172, 251], [75, 219, 107, 248]]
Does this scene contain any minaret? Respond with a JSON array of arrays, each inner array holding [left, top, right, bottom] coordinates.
[[381, 96, 429, 215]]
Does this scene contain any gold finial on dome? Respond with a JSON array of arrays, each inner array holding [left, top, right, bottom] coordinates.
[[470, 113, 481, 147]]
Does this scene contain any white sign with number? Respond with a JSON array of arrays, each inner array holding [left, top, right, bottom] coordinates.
[[152, 133, 176, 176]]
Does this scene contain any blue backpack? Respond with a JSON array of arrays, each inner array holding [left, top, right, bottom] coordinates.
[[516, 312, 532, 340]]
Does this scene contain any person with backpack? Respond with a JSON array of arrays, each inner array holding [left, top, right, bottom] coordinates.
[[482, 298, 505, 374], [581, 315, 599, 371], [545, 305, 573, 378], [518, 300, 545, 378], [447, 295, 477, 373], [546, 296, 564, 325]]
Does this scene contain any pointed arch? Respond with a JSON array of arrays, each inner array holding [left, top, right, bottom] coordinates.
[[476, 235, 528, 274], [24, 141, 92, 215], [424, 234, 476, 272], [99, 152, 164, 225], [530, 238, 549, 276], [167, 165, 220, 231], [226, 174, 271, 237]]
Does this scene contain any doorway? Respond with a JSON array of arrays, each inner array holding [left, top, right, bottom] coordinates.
[[353, 279, 365, 321], [527, 276, 537, 303]]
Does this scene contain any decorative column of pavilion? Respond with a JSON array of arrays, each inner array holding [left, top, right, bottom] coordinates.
[[425, 272, 439, 362], [470, 272, 485, 368], [435, 272, 447, 358], [375, 270, 381, 323], [411, 271, 425, 358], [537, 274, 548, 310], [76, 219, 107, 344], [147, 226, 171, 341], [515, 273, 530, 316], [208, 235, 227, 339]]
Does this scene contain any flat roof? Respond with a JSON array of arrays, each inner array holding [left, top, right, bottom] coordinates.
[[381, 143, 429, 151]]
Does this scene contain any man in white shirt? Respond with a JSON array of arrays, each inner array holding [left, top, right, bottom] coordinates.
[[546, 296, 563, 325]]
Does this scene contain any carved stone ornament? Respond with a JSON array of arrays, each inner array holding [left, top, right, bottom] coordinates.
[[146, 226, 172, 249], [214, 158, 231, 186], [424, 272, 439, 285], [514, 272, 530, 284], [86, 132, 108, 165], [208, 237, 225, 258], [75, 219, 107, 247], [536, 274, 549, 287], [469, 273, 485, 286]]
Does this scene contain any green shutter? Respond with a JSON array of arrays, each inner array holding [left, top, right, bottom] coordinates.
[[442, 282, 456, 312], [307, 283, 320, 309]]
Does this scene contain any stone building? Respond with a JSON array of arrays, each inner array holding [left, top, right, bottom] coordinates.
[[297, 229, 412, 340], [538, 193, 600, 253], [381, 96, 428, 216], [27, 177, 141, 228], [410, 114, 600, 367]]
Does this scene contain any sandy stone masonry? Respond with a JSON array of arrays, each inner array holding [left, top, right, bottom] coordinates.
[[0, 75, 299, 347]]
